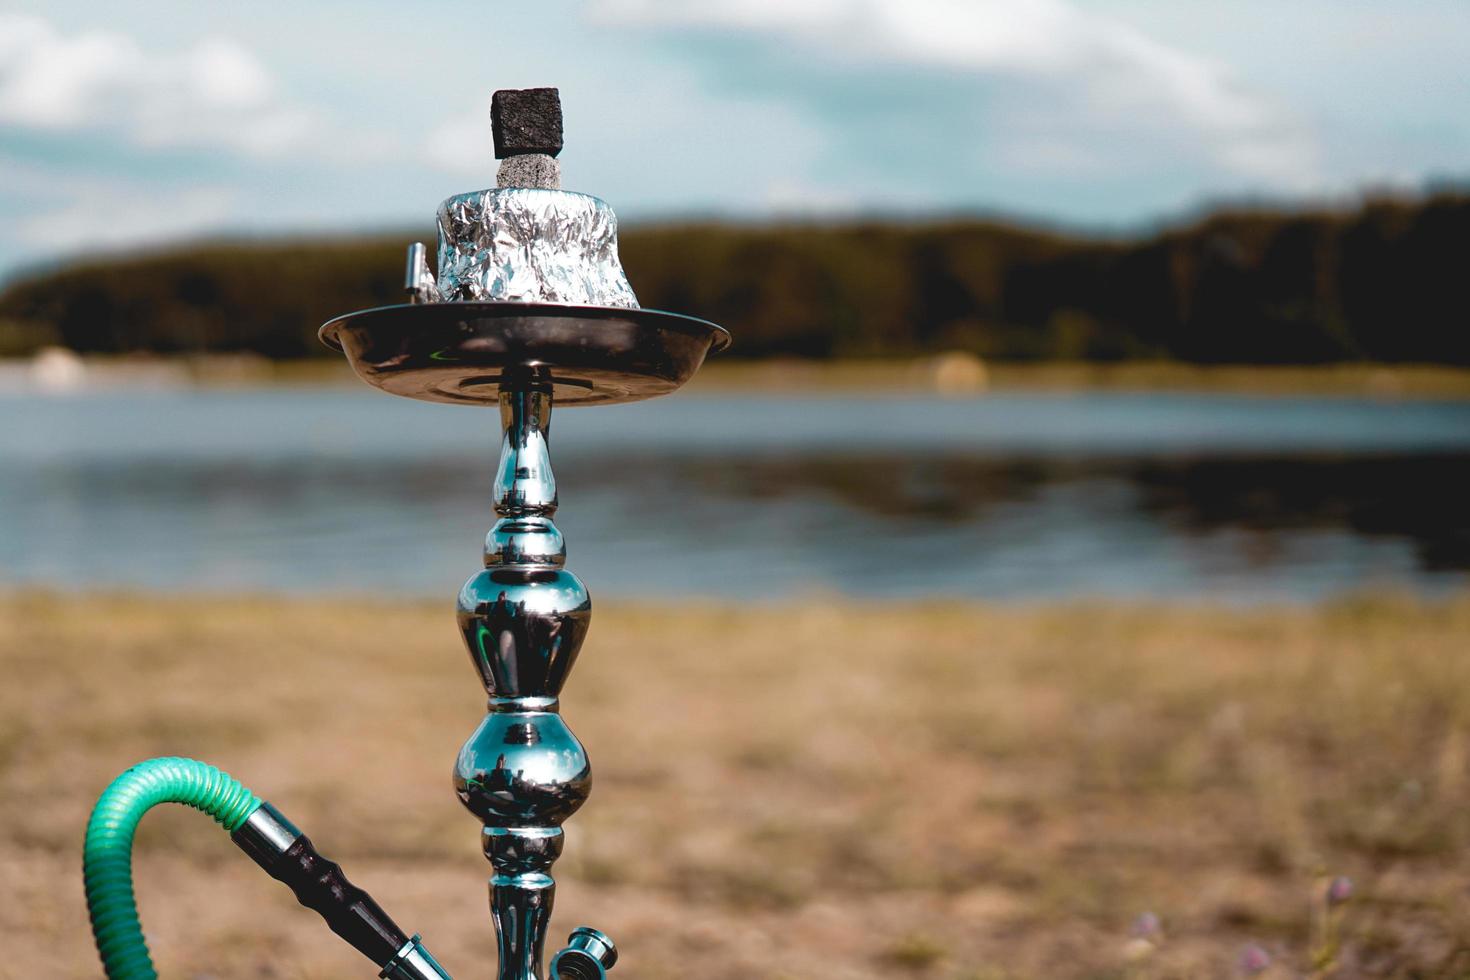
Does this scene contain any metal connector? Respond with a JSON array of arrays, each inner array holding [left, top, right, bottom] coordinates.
[[550, 927, 617, 980], [231, 802, 301, 866], [405, 242, 440, 303], [381, 935, 455, 980], [231, 801, 453, 977]]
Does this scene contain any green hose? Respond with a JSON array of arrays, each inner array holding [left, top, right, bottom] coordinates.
[[83, 757, 263, 980]]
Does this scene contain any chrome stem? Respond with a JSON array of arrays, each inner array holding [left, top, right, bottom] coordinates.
[[454, 376, 595, 980], [320, 86, 727, 980]]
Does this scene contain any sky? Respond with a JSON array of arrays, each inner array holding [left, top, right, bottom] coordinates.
[[0, 0, 1466, 279]]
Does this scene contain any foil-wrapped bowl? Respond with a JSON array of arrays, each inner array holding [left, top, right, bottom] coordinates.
[[320, 186, 729, 407], [434, 188, 639, 308]]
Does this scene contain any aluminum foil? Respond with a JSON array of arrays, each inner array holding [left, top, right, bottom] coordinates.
[[434, 188, 639, 308]]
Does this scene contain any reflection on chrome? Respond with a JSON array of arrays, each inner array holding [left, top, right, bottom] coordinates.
[[319, 87, 729, 980]]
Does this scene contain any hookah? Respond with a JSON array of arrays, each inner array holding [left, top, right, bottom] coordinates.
[[82, 88, 730, 980]]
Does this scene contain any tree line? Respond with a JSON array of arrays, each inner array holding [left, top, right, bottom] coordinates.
[[1, 190, 1465, 363]]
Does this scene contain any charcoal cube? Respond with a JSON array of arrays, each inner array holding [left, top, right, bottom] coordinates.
[[491, 88, 564, 159]]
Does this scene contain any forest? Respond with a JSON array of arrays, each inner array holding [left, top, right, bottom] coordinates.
[[1, 189, 1465, 363]]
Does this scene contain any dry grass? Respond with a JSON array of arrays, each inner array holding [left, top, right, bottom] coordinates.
[[3, 591, 1470, 978]]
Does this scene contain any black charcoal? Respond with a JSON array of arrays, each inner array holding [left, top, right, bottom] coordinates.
[[491, 88, 564, 159]]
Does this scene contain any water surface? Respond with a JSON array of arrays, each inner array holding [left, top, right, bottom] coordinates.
[[2, 388, 1467, 602]]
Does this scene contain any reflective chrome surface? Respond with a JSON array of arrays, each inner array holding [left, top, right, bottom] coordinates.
[[435, 188, 637, 308], [456, 711, 590, 826], [453, 385, 597, 979], [457, 387, 590, 699], [316, 87, 723, 979], [405, 242, 439, 304], [381, 935, 455, 980], [231, 802, 301, 866], [319, 303, 730, 407], [318, 297, 726, 980], [550, 927, 618, 980]]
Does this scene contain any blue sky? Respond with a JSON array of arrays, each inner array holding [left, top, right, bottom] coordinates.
[[1, 0, 1466, 279]]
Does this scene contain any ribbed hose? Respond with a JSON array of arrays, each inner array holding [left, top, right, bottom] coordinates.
[[83, 757, 263, 980]]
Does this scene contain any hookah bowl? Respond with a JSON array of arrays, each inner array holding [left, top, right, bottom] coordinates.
[[320, 90, 730, 979]]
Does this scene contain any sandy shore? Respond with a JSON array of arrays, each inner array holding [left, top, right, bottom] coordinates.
[[4, 591, 1469, 978]]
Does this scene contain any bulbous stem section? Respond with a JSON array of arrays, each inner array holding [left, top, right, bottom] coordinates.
[[455, 380, 593, 980]]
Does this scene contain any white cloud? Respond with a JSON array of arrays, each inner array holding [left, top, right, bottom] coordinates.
[[759, 177, 861, 215], [187, 38, 274, 109], [424, 116, 492, 178], [13, 180, 239, 254], [0, 13, 308, 156], [590, 0, 1319, 187]]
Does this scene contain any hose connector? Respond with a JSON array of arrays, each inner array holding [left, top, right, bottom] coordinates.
[[83, 758, 455, 980], [550, 926, 618, 980], [231, 802, 452, 976], [381, 935, 455, 980]]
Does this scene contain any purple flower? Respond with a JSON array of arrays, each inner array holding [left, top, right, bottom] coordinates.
[[1238, 943, 1272, 975], [1130, 911, 1162, 939], [1327, 875, 1354, 905]]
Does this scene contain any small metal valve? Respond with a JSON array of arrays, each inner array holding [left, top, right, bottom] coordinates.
[[550, 927, 618, 980]]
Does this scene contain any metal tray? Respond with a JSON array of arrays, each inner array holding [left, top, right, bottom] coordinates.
[[320, 302, 731, 407]]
